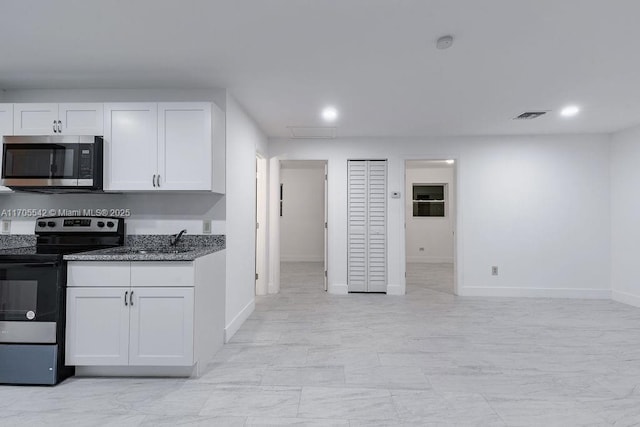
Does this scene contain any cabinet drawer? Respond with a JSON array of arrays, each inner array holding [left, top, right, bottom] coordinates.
[[130, 262, 194, 287], [67, 262, 130, 287]]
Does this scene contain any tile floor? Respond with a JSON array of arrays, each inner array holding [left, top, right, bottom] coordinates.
[[2, 262, 640, 426]]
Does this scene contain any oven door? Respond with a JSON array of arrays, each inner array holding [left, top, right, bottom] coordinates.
[[0, 261, 61, 343]]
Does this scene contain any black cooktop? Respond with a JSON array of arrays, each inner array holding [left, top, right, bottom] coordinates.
[[0, 216, 125, 263]]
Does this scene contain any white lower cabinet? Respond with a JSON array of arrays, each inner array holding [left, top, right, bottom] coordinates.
[[129, 287, 194, 366], [65, 252, 226, 377], [66, 261, 196, 367], [66, 287, 130, 366], [66, 286, 194, 366]]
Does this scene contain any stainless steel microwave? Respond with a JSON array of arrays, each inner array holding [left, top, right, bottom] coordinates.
[[1, 135, 103, 192]]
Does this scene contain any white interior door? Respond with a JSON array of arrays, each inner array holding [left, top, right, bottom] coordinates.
[[347, 160, 387, 292], [324, 162, 328, 291], [255, 156, 269, 295], [367, 161, 387, 292], [347, 160, 368, 292]]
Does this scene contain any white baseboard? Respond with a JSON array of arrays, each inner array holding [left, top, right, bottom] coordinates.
[[224, 299, 255, 343], [612, 290, 640, 308], [328, 283, 348, 295], [280, 255, 324, 262], [459, 286, 611, 299], [406, 256, 454, 263], [386, 284, 405, 295], [75, 365, 196, 377]]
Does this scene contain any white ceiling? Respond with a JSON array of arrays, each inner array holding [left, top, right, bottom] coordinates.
[[2, 0, 640, 138]]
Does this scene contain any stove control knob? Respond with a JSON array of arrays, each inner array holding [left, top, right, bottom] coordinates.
[[37, 221, 46, 227], [107, 221, 115, 228], [47, 221, 56, 228], [97, 221, 105, 228]]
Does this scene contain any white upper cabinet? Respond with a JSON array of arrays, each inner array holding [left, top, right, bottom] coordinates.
[[105, 102, 218, 192], [0, 104, 13, 193], [14, 103, 104, 135], [158, 103, 212, 190], [104, 103, 158, 191], [58, 103, 104, 135]]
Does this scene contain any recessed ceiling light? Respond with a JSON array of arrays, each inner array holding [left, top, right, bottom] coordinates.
[[560, 105, 580, 117], [445, 159, 455, 164], [321, 106, 338, 122]]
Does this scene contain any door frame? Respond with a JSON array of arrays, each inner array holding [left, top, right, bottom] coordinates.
[[274, 159, 329, 292], [255, 154, 268, 296], [403, 158, 460, 296]]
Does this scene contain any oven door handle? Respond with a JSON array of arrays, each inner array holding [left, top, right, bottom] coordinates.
[[0, 262, 59, 268]]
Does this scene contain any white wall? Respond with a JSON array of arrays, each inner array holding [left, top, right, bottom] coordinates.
[[405, 165, 454, 263], [269, 134, 611, 298], [280, 165, 325, 262], [611, 124, 640, 307], [224, 93, 268, 341], [0, 88, 227, 235]]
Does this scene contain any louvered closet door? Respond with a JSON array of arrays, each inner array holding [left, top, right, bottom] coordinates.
[[347, 160, 387, 292]]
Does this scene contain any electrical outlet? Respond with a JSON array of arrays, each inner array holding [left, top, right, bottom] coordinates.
[[202, 220, 212, 235], [1, 219, 11, 234], [491, 266, 498, 276]]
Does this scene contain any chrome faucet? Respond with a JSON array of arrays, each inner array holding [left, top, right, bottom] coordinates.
[[170, 229, 187, 246]]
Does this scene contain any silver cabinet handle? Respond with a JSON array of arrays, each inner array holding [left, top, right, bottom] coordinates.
[[157, 175, 161, 188], [125, 291, 128, 306], [53, 120, 57, 133], [152, 174, 157, 187], [57, 120, 62, 133], [130, 291, 134, 306]]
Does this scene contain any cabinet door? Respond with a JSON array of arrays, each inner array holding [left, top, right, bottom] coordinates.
[[13, 103, 58, 135], [158, 103, 212, 190], [59, 103, 104, 135], [66, 287, 130, 366], [0, 104, 13, 193], [104, 103, 158, 191], [129, 287, 194, 366]]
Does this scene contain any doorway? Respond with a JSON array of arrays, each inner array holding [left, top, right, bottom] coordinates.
[[279, 160, 328, 292], [405, 160, 456, 295]]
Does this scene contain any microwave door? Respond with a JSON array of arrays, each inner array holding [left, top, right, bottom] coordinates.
[[2, 143, 79, 187]]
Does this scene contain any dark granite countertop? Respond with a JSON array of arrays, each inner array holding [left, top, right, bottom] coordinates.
[[63, 244, 224, 261], [1, 233, 225, 261], [63, 234, 225, 261]]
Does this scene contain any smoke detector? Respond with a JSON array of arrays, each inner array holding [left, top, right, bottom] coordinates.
[[436, 35, 454, 50], [513, 111, 548, 120]]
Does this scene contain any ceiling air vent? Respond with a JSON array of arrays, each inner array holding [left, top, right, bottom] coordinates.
[[288, 126, 337, 139], [513, 111, 548, 120]]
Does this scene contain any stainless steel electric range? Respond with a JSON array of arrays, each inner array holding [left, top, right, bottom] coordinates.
[[0, 216, 124, 385]]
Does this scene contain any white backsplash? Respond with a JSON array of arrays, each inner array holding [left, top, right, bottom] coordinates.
[[0, 192, 225, 235]]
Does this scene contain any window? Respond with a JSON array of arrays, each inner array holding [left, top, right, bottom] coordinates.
[[412, 184, 446, 217]]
